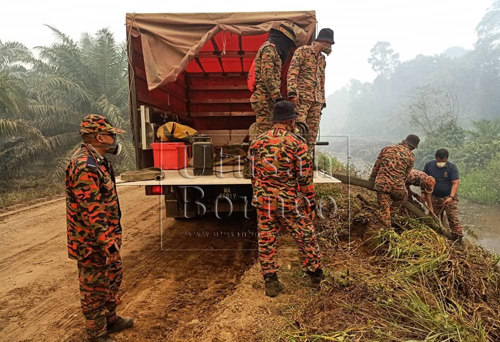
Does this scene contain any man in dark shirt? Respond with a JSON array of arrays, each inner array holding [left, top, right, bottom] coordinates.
[[423, 148, 463, 240]]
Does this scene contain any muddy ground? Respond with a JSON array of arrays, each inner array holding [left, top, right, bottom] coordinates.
[[0, 186, 320, 342]]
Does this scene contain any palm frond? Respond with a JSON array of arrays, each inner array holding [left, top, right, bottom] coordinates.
[[0, 70, 25, 114], [51, 143, 81, 180], [31, 116, 80, 135], [27, 73, 93, 104], [0, 118, 46, 140], [83, 28, 124, 97], [47, 132, 81, 150], [94, 96, 127, 128], [0, 40, 33, 67], [116, 137, 136, 171], [43, 25, 76, 46], [0, 139, 50, 176], [0, 131, 80, 176], [36, 27, 98, 90]]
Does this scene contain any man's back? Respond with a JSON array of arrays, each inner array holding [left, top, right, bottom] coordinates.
[[250, 41, 282, 102], [287, 45, 326, 103], [371, 143, 415, 193], [249, 128, 314, 210]]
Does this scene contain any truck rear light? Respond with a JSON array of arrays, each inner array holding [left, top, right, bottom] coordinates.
[[146, 185, 165, 195]]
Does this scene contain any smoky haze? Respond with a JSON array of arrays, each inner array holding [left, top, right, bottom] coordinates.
[[1, 0, 499, 206], [0, 0, 491, 95], [319, 1, 500, 170]]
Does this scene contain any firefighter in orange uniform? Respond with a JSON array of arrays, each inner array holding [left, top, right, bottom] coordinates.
[[66, 114, 133, 342], [369, 135, 420, 226]]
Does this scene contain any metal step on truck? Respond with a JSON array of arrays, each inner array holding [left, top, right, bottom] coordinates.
[[121, 11, 340, 218]]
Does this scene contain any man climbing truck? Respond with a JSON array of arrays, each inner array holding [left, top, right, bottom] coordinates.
[[121, 11, 339, 218]]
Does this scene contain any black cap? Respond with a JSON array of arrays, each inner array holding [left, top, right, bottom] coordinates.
[[402, 134, 420, 149], [272, 101, 299, 122], [316, 28, 335, 44]]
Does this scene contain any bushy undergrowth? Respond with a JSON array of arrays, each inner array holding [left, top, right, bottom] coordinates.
[[275, 183, 500, 342], [416, 119, 500, 205], [460, 154, 500, 204]]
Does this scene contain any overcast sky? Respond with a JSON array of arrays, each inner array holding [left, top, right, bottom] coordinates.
[[0, 0, 492, 94]]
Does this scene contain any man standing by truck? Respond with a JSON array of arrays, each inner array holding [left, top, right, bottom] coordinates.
[[369, 135, 419, 227], [250, 22, 298, 136], [245, 22, 299, 178], [423, 149, 463, 241], [287, 28, 334, 143], [66, 114, 133, 342], [249, 101, 323, 297]]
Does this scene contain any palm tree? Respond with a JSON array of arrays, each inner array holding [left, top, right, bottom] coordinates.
[[0, 40, 32, 114], [0, 27, 134, 178], [0, 40, 54, 176]]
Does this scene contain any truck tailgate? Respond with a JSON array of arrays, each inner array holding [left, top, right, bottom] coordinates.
[[116, 166, 340, 186]]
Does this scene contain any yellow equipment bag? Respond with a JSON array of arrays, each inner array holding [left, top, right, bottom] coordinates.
[[157, 122, 197, 142]]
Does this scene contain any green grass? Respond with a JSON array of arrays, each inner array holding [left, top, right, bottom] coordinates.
[[460, 165, 500, 205], [374, 227, 450, 278], [316, 152, 346, 175]]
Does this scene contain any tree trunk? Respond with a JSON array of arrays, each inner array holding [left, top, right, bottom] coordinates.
[[330, 173, 453, 240]]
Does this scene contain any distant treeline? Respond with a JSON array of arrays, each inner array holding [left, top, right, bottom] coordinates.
[[322, 0, 500, 138], [320, 1, 500, 204]]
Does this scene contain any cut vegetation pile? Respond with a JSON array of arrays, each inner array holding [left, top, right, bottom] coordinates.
[[276, 182, 500, 342]]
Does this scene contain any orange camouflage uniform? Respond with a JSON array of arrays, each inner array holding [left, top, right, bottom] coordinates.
[[406, 169, 435, 194], [250, 41, 283, 136], [249, 127, 322, 275], [370, 142, 415, 226], [287, 45, 326, 143], [431, 196, 463, 236], [67, 114, 125, 339], [66, 144, 122, 338]]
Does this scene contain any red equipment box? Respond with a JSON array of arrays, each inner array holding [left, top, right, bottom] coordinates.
[[152, 142, 189, 170]]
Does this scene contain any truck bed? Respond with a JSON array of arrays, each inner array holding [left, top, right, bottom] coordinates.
[[116, 165, 340, 186]]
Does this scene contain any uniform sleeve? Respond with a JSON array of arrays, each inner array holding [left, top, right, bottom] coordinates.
[[295, 140, 315, 210], [71, 166, 116, 255], [369, 150, 383, 182], [320, 59, 326, 105], [287, 48, 303, 98], [261, 45, 282, 100]]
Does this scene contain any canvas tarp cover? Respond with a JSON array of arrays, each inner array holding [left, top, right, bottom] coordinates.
[[126, 11, 317, 90]]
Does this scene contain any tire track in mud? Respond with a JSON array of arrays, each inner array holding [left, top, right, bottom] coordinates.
[[0, 187, 258, 342], [104, 216, 258, 342], [0, 187, 159, 341]]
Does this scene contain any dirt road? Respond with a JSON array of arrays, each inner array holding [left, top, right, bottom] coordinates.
[[0, 186, 258, 342]]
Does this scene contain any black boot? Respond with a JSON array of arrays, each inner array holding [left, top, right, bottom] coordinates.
[[107, 316, 134, 334], [306, 268, 324, 287], [264, 273, 282, 297]]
